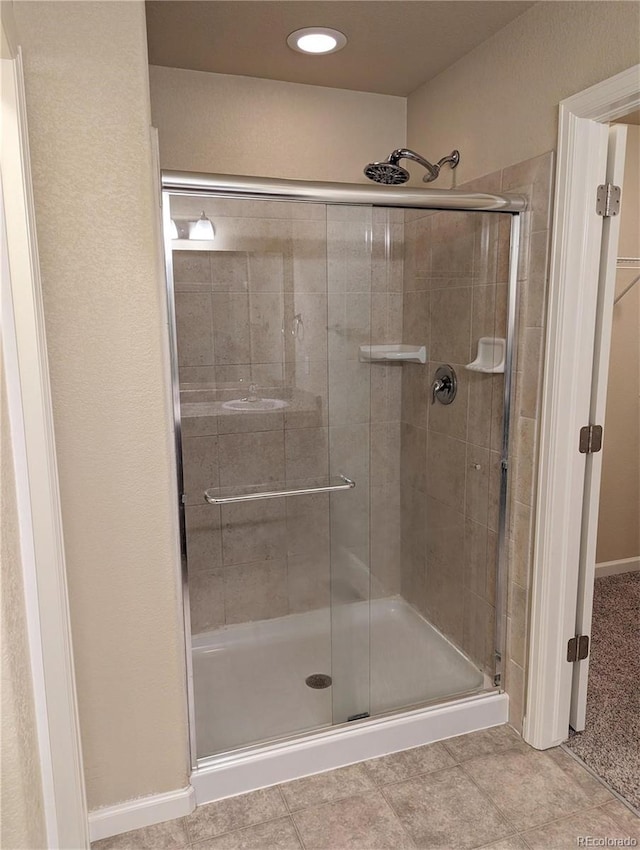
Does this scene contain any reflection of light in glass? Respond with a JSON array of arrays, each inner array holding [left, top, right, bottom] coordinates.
[[188, 211, 215, 241], [170, 219, 179, 239]]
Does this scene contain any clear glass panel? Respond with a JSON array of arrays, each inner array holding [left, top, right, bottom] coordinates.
[[368, 208, 512, 717], [170, 194, 335, 757], [326, 205, 373, 724]]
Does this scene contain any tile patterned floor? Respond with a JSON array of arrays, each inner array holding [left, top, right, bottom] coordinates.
[[93, 726, 640, 850]]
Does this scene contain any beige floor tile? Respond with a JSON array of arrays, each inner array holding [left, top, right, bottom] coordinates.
[[462, 748, 612, 832], [91, 817, 188, 850], [546, 748, 614, 807], [363, 742, 455, 785], [191, 817, 302, 850], [279, 763, 374, 811], [442, 725, 526, 763], [477, 837, 528, 850], [383, 765, 511, 849], [601, 800, 640, 840], [185, 788, 287, 844], [519, 805, 633, 849], [292, 791, 413, 849]]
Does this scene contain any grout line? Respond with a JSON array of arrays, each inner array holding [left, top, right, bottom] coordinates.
[[187, 812, 297, 848], [378, 788, 419, 849], [288, 812, 307, 850], [516, 798, 632, 847], [276, 786, 307, 850], [560, 744, 639, 816], [380, 766, 516, 847]]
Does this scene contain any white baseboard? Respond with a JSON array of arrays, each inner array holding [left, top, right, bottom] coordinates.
[[595, 556, 640, 577], [88, 785, 195, 842]]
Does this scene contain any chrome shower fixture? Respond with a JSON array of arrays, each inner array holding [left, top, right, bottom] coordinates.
[[364, 148, 460, 185]]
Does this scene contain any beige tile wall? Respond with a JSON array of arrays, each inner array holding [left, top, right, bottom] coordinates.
[[400, 199, 506, 676], [175, 201, 404, 632], [399, 153, 554, 733], [401, 153, 553, 729], [501, 153, 554, 731]]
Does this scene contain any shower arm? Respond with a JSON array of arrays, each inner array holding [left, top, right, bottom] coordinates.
[[388, 148, 439, 181]]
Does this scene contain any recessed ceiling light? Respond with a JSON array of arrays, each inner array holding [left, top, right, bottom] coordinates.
[[287, 27, 347, 55]]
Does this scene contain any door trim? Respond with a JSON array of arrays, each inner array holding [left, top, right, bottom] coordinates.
[[1, 51, 89, 846], [524, 64, 640, 750]]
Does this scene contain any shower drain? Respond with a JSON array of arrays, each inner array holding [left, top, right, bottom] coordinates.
[[305, 673, 332, 689]]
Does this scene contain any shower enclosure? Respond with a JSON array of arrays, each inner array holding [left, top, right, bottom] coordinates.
[[162, 172, 524, 800]]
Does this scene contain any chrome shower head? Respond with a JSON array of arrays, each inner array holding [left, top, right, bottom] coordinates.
[[363, 160, 410, 185], [364, 147, 460, 185]]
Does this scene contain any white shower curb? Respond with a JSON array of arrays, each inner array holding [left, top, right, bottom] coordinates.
[[191, 691, 508, 805]]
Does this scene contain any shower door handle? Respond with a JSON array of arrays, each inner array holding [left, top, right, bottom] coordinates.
[[204, 475, 355, 505]]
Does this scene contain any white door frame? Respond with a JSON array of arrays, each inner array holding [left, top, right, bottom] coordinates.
[[524, 64, 640, 750], [1, 50, 89, 847]]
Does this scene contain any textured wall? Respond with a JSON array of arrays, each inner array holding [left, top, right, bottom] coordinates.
[[597, 125, 640, 563], [13, 0, 189, 809], [149, 65, 406, 182], [1, 351, 47, 850], [407, 2, 640, 185]]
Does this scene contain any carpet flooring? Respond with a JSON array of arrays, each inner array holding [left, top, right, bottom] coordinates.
[[565, 571, 640, 811]]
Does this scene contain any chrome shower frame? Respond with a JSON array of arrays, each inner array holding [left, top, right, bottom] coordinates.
[[161, 169, 526, 774]]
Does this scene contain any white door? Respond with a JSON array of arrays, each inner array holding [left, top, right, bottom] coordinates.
[[569, 124, 627, 731]]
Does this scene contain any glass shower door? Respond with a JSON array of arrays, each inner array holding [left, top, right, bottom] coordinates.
[[169, 193, 374, 757], [167, 187, 512, 763]]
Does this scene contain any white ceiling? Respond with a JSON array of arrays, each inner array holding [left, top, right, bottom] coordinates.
[[145, 1, 535, 97]]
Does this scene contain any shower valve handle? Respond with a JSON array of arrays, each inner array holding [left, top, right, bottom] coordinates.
[[431, 365, 457, 406], [431, 376, 450, 404]]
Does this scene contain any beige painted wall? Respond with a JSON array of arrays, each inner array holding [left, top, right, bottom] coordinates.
[[597, 125, 640, 563], [149, 65, 406, 181], [407, 2, 640, 185], [13, 0, 189, 810], [1, 352, 47, 850]]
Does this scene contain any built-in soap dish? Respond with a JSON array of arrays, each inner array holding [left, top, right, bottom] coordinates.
[[465, 337, 506, 373], [359, 344, 427, 364]]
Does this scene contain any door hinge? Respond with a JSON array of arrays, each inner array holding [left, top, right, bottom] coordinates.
[[579, 424, 603, 454], [567, 635, 590, 662], [596, 183, 621, 217]]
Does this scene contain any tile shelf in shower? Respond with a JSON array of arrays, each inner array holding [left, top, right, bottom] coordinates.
[[359, 344, 427, 364], [465, 337, 506, 374], [179, 386, 323, 425]]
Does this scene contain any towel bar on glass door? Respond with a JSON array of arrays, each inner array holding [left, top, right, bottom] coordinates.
[[204, 475, 356, 505]]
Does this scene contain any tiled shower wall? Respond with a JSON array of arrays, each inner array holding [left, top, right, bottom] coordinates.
[[500, 153, 554, 731], [173, 201, 404, 632], [397, 152, 553, 731], [399, 206, 507, 677]]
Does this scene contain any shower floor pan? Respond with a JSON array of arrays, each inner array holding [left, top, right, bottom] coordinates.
[[191, 596, 507, 803], [191, 597, 504, 791], [193, 596, 488, 758]]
